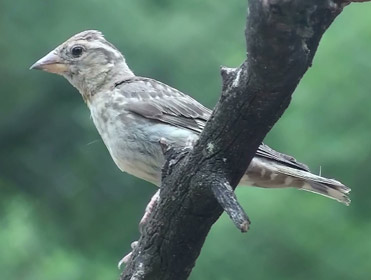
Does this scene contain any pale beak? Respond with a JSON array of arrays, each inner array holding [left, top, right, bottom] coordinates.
[[30, 50, 68, 74]]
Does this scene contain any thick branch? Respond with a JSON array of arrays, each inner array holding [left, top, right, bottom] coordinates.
[[120, 1, 361, 279]]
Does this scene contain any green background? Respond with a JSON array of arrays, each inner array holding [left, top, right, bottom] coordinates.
[[1, 1, 371, 279]]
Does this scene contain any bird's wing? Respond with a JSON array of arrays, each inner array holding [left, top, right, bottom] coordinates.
[[115, 77, 211, 133], [115, 77, 309, 171], [256, 144, 310, 171]]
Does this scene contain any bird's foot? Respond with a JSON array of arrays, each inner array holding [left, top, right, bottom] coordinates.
[[118, 241, 138, 269], [118, 190, 160, 269]]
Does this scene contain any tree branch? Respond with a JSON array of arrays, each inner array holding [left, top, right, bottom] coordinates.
[[210, 176, 250, 232], [120, 1, 369, 279]]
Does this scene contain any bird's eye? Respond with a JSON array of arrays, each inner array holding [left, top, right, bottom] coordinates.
[[71, 46, 84, 58]]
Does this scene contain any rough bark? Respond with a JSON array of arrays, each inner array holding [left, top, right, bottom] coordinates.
[[121, 1, 369, 279]]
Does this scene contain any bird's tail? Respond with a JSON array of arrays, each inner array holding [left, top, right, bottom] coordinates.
[[241, 157, 351, 205], [277, 167, 351, 205]]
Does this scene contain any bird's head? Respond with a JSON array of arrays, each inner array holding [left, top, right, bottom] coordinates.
[[30, 30, 134, 99]]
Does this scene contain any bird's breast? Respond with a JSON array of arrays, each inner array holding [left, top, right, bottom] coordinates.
[[87, 93, 198, 185]]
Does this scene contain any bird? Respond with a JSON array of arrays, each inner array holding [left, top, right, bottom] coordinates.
[[30, 30, 350, 206]]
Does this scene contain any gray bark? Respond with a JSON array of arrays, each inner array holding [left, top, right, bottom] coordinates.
[[120, 1, 365, 279]]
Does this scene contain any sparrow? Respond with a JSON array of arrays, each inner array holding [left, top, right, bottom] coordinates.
[[30, 30, 350, 205]]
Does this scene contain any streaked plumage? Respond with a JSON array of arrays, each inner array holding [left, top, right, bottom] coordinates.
[[30, 30, 350, 205]]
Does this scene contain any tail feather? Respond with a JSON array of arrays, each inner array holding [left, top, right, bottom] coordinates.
[[300, 182, 350, 206], [242, 157, 351, 205], [277, 167, 351, 206]]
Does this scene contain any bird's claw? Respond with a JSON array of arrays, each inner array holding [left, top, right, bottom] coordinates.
[[118, 241, 139, 269]]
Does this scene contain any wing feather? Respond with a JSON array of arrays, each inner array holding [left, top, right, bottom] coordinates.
[[256, 144, 310, 171], [115, 77, 310, 171], [116, 77, 210, 132]]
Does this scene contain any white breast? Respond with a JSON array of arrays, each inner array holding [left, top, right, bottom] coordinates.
[[87, 91, 199, 185]]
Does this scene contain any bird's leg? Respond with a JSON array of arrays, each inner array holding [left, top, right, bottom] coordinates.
[[139, 189, 161, 233], [118, 190, 161, 268]]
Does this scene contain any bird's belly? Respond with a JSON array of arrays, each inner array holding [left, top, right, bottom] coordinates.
[[102, 123, 165, 185], [111, 141, 163, 185], [91, 107, 199, 185]]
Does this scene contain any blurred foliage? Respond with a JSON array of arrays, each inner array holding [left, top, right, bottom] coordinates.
[[1, 0, 371, 279]]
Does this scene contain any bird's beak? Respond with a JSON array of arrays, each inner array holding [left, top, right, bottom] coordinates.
[[30, 50, 68, 74]]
